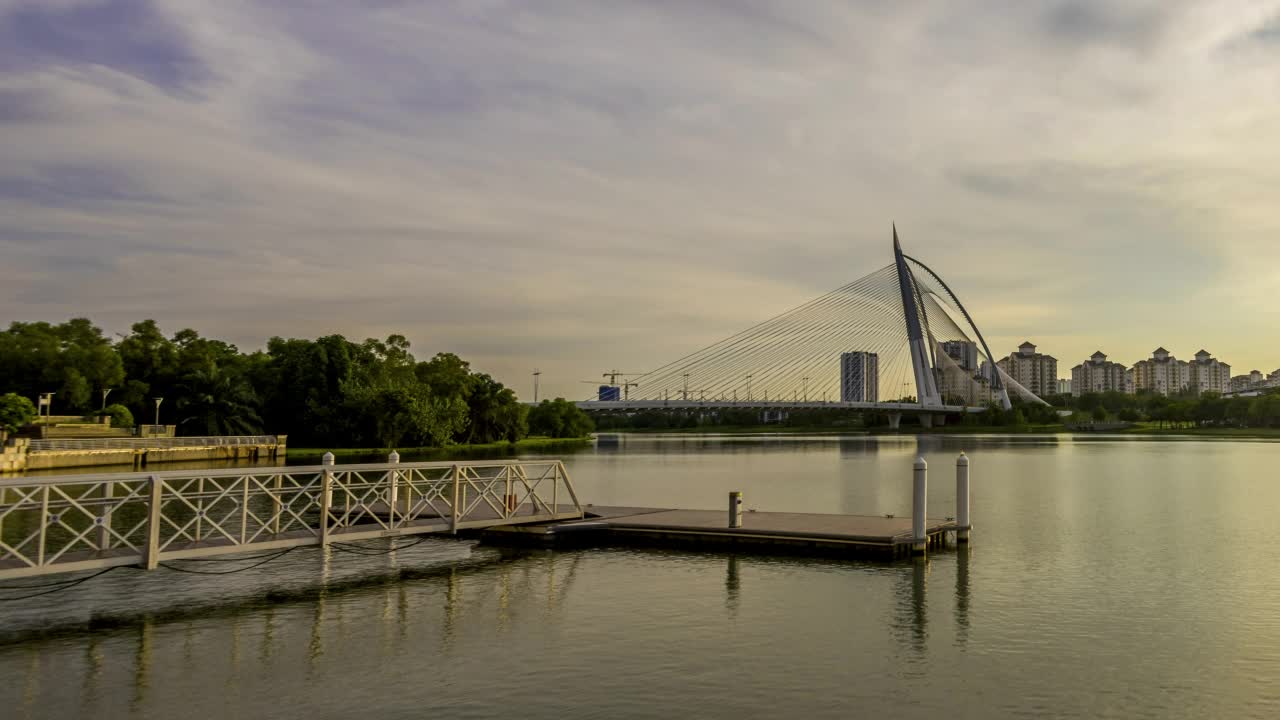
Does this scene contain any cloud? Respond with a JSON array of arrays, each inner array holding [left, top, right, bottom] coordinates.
[[0, 0, 207, 93], [4, 0, 1280, 397]]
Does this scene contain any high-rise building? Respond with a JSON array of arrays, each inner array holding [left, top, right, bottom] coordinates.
[[935, 341, 987, 405], [939, 340, 979, 371], [1132, 347, 1189, 396], [1231, 370, 1266, 392], [840, 351, 879, 402], [1071, 351, 1128, 395], [996, 341, 1058, 398], [1187, 350, 1231, 395], [1057, 378, 1072, 395]]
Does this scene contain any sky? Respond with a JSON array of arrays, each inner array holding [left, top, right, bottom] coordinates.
[[3, 0, 1280, 400]]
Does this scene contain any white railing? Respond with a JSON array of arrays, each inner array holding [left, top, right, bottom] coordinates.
[[27, 435, 280, 451], [0, 459, 581, 579]]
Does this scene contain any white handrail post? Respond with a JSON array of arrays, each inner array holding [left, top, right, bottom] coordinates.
[[912, 456, 927, 555], [97, 480, 113, 551], [557, 461, 582, 514], [271, 474, 282, 535], [450, 464, 461, 533], [144, 474, 163, 569], [387, 450, 400, 525], [956, 452, 971, 543], [504, 465, 515, 516]]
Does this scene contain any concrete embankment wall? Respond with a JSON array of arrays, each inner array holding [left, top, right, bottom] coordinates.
[[24, 449, 136, 471], [1, 439, 29, 473], [11, 444, 286, 472]]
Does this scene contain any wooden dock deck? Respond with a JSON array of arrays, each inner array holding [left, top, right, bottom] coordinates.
[[480, 506, 958, 558]]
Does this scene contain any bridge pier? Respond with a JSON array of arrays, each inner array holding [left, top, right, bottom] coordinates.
[[935, 415, 947, 427], [919, 414, 934, 429], [888, 412, 902, 430]]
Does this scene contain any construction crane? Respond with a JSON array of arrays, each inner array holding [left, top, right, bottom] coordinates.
[[581, 379, 640, 399], [601, 370, 640, 400]]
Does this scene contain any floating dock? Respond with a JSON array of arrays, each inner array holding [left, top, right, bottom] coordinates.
[[0, 454, 970, 581], [479, 505, 957, 559]]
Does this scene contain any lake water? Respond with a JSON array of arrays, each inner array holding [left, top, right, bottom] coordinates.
[[4, 433, 1280, 719]]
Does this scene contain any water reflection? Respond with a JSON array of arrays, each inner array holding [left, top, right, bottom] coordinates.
[[837, 437, 881, 457], [725, 555, 740, 618], [82, 634, 104, 706], [955, 546, 971, 646], [307, 590, 327, 674], [7, 434, 1278, 719], [131, 619, 153, 711]]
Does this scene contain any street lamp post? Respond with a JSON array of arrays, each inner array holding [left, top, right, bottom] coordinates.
[[153, 397, 164, 426], [745, 374, 753, 401], [101, 388, 112, 411]]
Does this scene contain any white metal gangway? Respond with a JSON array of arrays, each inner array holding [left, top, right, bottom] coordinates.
[[0, 458, 582, 580]]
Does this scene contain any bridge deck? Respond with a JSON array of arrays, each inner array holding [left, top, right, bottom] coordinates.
[[483, 506, 957, 558]]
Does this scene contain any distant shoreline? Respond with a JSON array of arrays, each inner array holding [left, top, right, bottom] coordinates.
[[289, 436, 592, 460], [596, 424, 1280, 439]]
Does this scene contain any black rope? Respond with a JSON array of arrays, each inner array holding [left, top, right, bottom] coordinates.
[[157, 548, 299, 563], [328, 537, 428, 556], [0, 567, 124, 602], [159, 547, 295, 575]]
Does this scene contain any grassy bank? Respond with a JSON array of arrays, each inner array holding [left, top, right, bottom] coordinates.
[[1116, 423, 1280, 438], [289, 436, 592, 461], [893, 423, 1067, 434]]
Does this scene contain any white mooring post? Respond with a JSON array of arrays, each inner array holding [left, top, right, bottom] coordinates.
[[320, 452, 335, 546], [729, 491, 744, 528], [912, 456, 927, 555], [956, 452, 971, 543]]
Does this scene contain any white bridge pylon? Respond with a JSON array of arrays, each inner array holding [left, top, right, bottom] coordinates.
[[588, 227, 1028, 412]]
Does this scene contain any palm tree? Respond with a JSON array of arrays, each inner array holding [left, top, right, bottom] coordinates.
[[176, 364, 263, 436]]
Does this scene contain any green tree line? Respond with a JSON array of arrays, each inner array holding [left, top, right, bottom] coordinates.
[[1046, 389, 1280, 428], [0, 319, 592, 447]]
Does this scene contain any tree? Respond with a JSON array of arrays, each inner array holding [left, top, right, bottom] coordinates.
[[416, 353, 474, 400], [175, 364, 263, 436], [0, 319, 123, 411], [101, 403, 135, 429], [1248, 394, 1280, 428], [0, 393, 37, 432], [1091, 405, 1108, 422], [0, 315, 534, 447], [258, 335, 363, 446], [464, 374, 527, 443], [116, 320, 180, 422], [528, 398, 594, 438]]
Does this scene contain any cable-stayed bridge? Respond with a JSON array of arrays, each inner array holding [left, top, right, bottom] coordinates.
[[578, 228, 1047, 426]]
